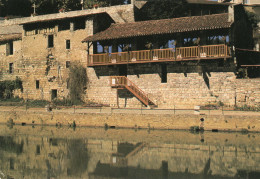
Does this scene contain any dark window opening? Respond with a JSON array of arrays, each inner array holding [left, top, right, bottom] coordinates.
[[119, 65, 127, 76], [6, 41, 13, 56], [66, 61, 70, 68], [58, 21, 70, 31], [74, 19, 85, 30], [36, 145, 40, 155], [36, 80, 40, 89], [48, 35, 54, 48], [66, 40, 70, 49], [9, 63, 13, 74], [218, 59, 224, 67], [51, 89, 57, 100], [161, 64, 167, 83]]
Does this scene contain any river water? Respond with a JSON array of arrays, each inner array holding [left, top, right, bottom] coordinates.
[[0, 125, 259, 179]]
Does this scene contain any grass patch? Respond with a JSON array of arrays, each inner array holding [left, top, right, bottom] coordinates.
[[26, 100, 49, 107], [235, 105, 260, 112], [52, 98, 83, 106]]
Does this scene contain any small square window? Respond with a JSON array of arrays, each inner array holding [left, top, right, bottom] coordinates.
[[66, 40, 70, 49]]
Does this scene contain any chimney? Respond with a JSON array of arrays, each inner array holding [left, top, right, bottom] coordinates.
[[228, 5, 234, 23]]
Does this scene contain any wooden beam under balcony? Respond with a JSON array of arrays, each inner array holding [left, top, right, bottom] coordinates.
[[87, 44, 232, 67]]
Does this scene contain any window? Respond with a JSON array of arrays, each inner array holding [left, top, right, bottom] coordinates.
[[51, 89, 57, 100], [36, 145, 40, 155], [36, 80, 40, 89], [6, 41, 13, 56], [161, 64, 167, 83], [58, 21, 70, 31], [74, 18, 86, 30], [9, 63, 13, 74], [66, 40, 70, 49], [66, 61, 70, 68], [48, 35, 54, 48]]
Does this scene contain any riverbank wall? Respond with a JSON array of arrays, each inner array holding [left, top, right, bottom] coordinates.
[[0, 107, 259, 132]]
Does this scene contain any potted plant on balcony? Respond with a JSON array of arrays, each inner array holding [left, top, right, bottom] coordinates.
[[59, 8, 65, 13]]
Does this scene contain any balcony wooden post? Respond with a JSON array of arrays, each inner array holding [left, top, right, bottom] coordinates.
[[198, 45, 201, 59]]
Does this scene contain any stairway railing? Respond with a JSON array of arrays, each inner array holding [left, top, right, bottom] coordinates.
[[110, 76, 155, 106]]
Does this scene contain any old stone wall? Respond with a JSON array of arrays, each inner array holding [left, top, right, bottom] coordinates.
[[0, 17, 94, 100], [0, 39, 22, 81], [0, 4, 136, 101], [86, 62, 260, 108], [235, 78, 260, 107]]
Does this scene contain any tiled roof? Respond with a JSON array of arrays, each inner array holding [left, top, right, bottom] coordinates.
[[83, 13, 232, 42], [0, 33, 22, 42]]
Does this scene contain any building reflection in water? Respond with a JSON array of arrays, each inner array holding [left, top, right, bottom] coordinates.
[[0, 125, 259, 179]]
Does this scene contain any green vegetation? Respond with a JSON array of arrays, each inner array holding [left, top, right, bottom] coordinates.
[[136, 0, 187, 21], [235, 105, 260, 112], [0, 0, 129, 17], [0, 77, 23, 99], [67, 63, 88, 105]]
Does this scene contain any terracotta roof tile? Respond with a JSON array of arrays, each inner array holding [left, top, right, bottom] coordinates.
[[83, 13, 232, 42]]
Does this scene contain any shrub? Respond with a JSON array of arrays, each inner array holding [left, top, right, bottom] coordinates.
[[67, 63, 88, 105], [0, 77, 23, 99]]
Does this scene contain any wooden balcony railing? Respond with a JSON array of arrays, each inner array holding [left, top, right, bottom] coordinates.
[[88, 44, 231, 66], [110, 76, 155, 106]]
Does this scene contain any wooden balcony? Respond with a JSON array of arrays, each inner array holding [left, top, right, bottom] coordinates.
[[87, 44, 231, 66]]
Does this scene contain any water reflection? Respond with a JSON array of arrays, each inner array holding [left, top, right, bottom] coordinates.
[[0, 125, 259, 179]]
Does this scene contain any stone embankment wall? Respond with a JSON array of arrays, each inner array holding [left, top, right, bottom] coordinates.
[[1, 109, 260, 132], [86, 62, 260, 108]]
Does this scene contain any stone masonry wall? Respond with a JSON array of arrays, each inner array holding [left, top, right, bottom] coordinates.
[[235, 78, 260, 107], [19, 21, 91, 100], [0, 39, 22, 81], [0, 17, 94, 100], [86, 62, 260, 108]]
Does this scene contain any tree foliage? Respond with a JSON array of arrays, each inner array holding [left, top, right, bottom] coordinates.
[[136, 0, 188, 21], [0, 0, 129, 17]]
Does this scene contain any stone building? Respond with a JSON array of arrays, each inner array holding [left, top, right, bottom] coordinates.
[[82, 3, 259, 109], [0, 25, 22, 82], [0, 4, 134, 101], [0, 2, 259, 108]]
